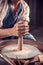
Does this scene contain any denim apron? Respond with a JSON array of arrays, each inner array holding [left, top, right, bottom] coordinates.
[[2, 4, 22, 28]]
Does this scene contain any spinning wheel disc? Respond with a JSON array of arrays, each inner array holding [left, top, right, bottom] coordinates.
[[1, 43, 41, 59]]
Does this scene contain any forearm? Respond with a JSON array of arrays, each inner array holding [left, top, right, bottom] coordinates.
[[0, 28, 14, 38]]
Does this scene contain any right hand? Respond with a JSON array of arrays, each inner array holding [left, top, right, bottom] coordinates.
[[38, 54, 43, 63], [11, 20, 29, 36]]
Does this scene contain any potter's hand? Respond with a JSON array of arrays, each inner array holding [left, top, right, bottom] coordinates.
[[32, 54, 43, 63], [21, 54, 43, 65], [11, 20, 29, 36], [38, 54, 43, 63]]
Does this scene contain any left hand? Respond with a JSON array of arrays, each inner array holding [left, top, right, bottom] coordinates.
[[11, 20, 29, 36], [17, 20, 29, 36]]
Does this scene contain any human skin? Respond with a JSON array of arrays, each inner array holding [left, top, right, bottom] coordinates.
[[0, 0, 43, 51], [0, 0, 43, 63], [0, 0, 29, 38]]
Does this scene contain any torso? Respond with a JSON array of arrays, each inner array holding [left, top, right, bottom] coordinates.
[[0, 0, 29, 39], [2, 1, 22, 28]]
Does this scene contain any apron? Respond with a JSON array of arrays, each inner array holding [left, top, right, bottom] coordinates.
[[0, 3, 22, 40], [2, 3, 22, 28]]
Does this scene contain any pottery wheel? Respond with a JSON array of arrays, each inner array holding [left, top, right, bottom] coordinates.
[[1, 44, 41, 59]]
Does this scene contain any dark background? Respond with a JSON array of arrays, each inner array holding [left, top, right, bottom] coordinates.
[[25, 0, 43, 30]]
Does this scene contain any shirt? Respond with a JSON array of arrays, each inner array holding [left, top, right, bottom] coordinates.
[[0, 0, 30, 40], [2, 0, 30, 28], [0, 0, 8, 27]]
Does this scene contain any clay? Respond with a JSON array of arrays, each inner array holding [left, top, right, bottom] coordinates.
[[2, 44, 41, 59]]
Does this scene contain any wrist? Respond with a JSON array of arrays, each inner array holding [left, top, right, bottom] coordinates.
[[9, 28, 17, 36]]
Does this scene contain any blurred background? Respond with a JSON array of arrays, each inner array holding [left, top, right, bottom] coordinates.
[[25, 0, 43, 42]]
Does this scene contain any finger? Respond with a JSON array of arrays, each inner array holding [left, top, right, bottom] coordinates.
[[18, 24, 29, 27], [18, 29, 29, 36], [18, 20, 23, 24], [18, 20, 28, 26], [18, 26, 29, 31], [18, 22, 23, 24], [18, 23, 29, 27], [24, 26, 29, 30], [18, 32, 28, 36], [18, 23, 29, 28], [23, 20, 28, 25]]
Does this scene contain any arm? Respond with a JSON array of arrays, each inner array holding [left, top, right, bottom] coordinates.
[[0, 28, 13, 38], [0, 23, 17, 38], [0, 20, 29, 38], [0, 1, 28, 38]]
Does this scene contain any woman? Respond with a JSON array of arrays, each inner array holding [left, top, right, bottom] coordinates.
[[0, 0, 36, 41], [0, 0, 43, 64], [0, 0, 28, 37]]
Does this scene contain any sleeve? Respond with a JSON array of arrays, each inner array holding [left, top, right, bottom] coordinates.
[[18, 1, 30, 22]]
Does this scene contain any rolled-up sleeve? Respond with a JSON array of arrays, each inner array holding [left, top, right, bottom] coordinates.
[[18, 1, 30, 22]]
